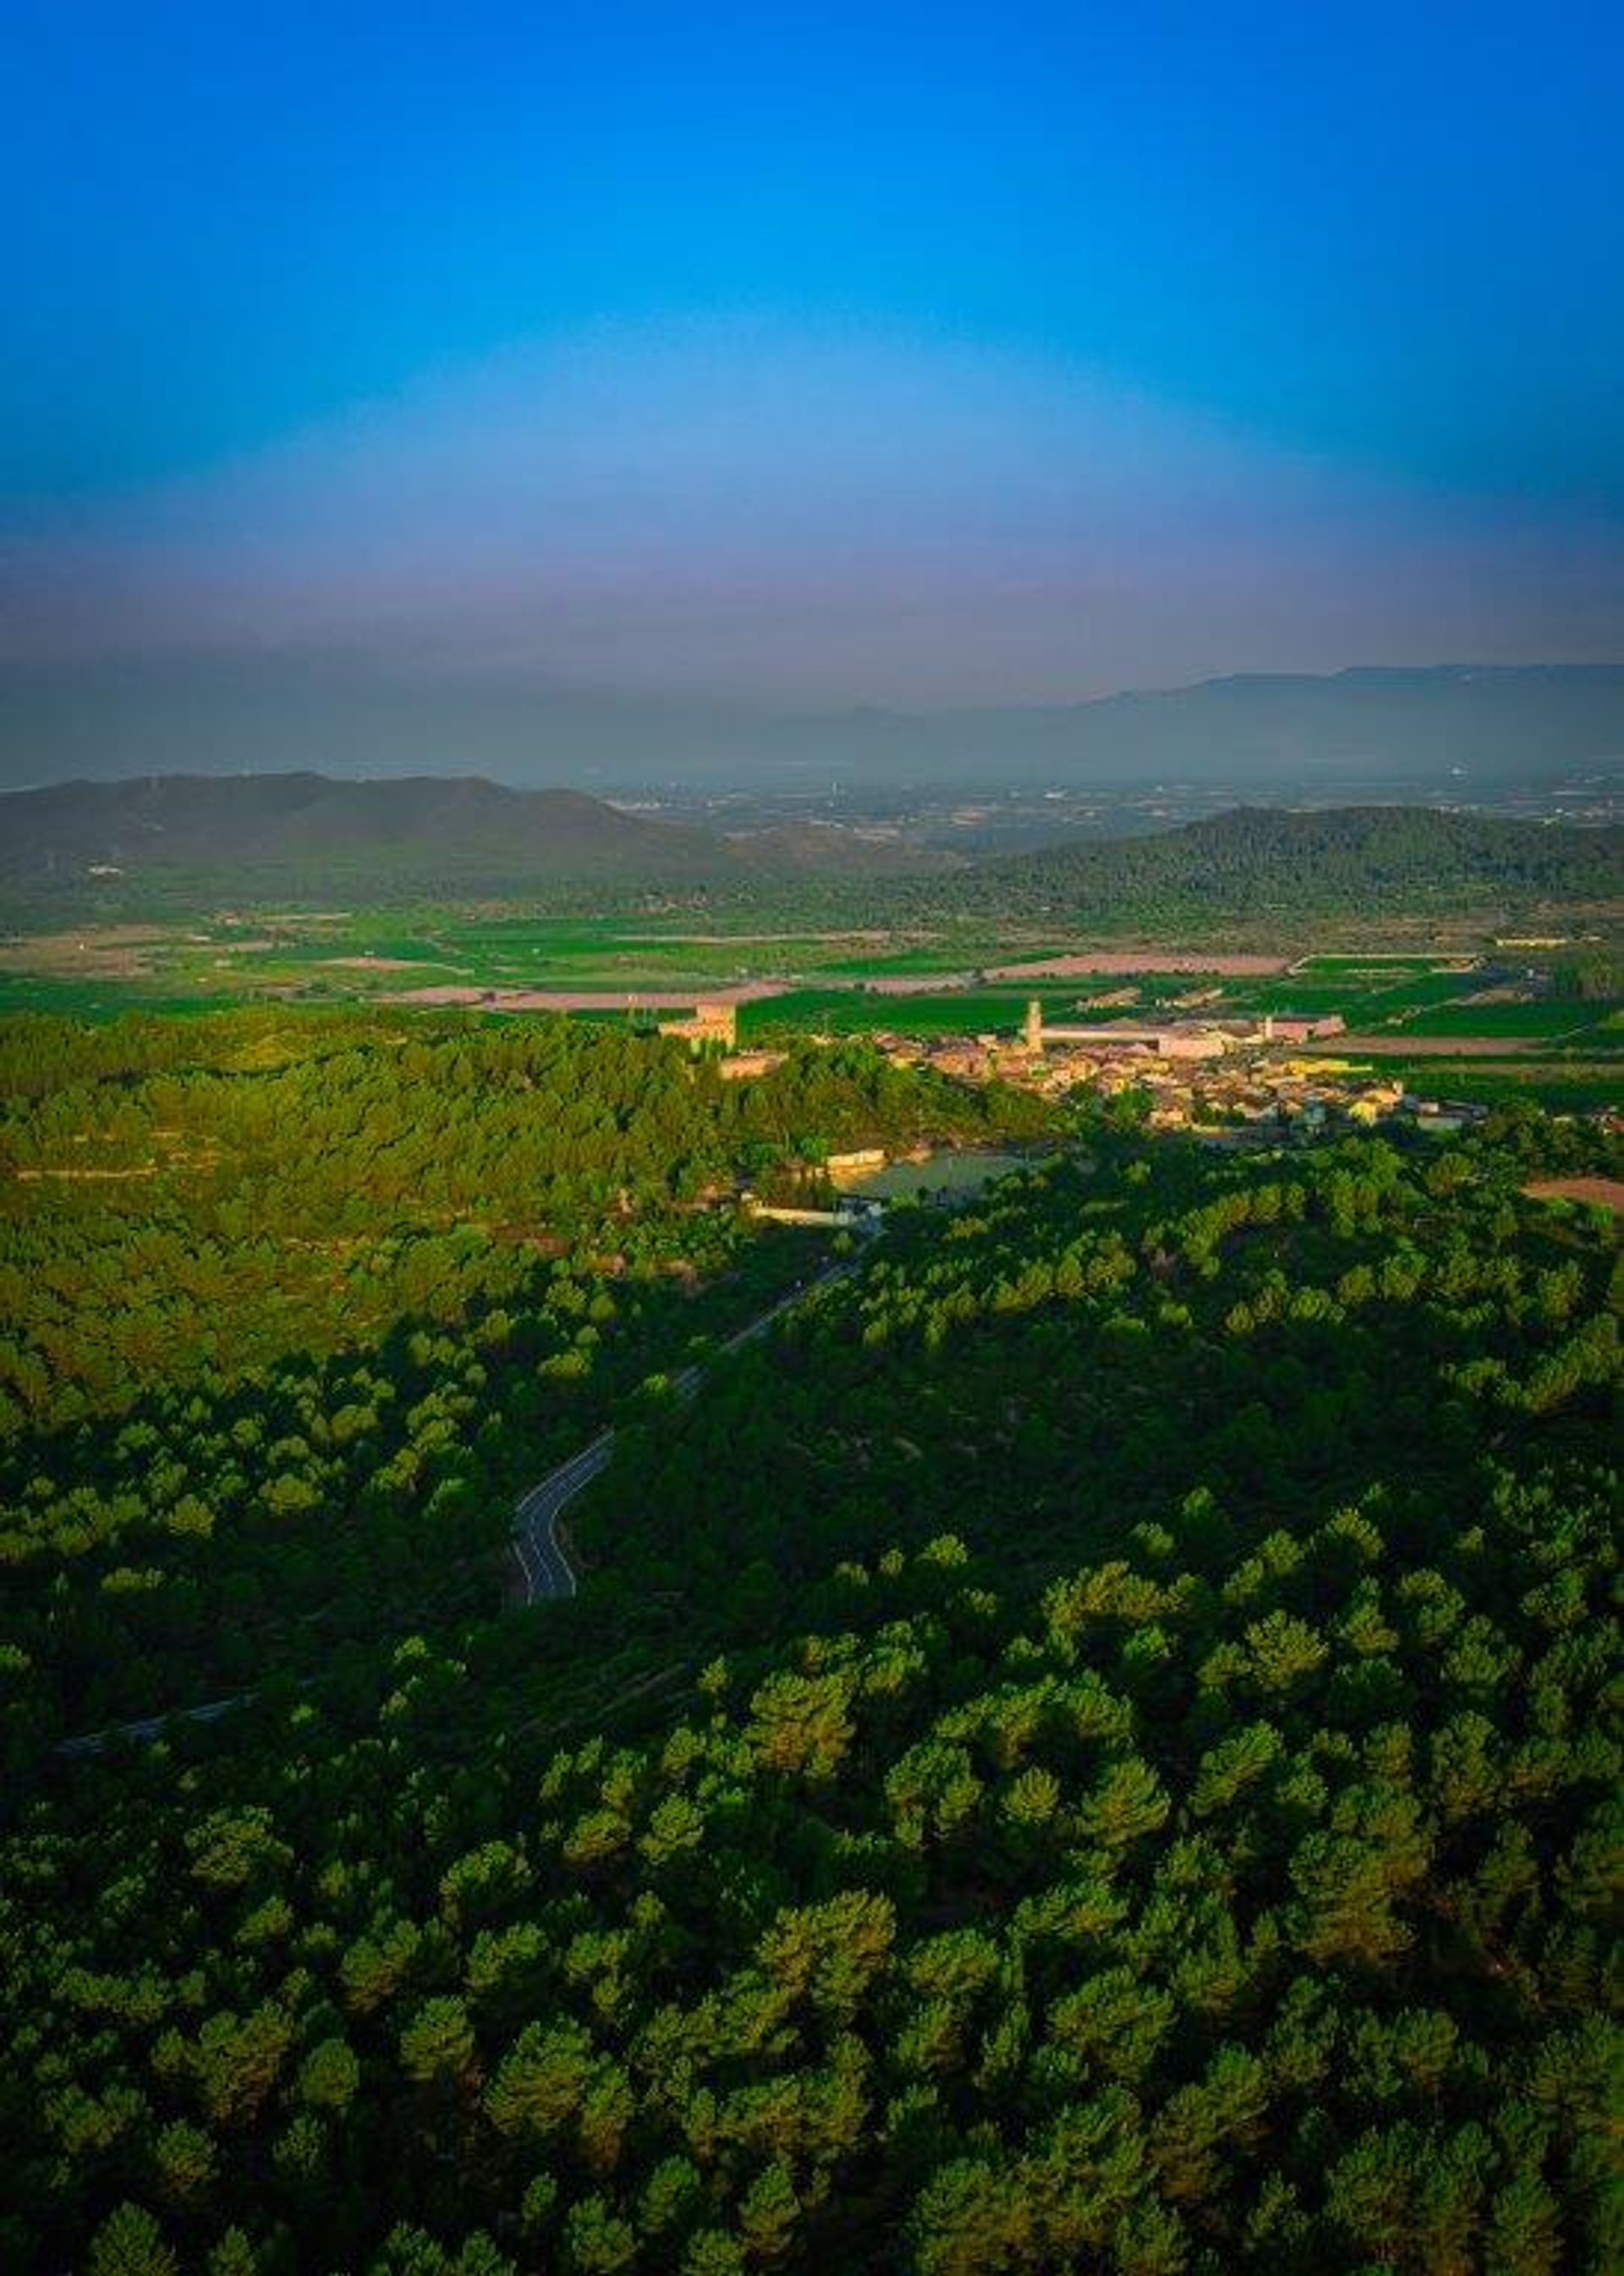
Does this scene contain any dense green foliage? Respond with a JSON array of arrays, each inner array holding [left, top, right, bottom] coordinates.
[[1553, 952, 1624, 1003], [4, 775, 1618, 935], [0, 1011, 1049, 1733], [2, 1053, 1619, 2271], [0, 776, 941, 926], [922, 807, 1624, 928], [0, 1010, 1045, 1431], [0, 778, 747, 919]]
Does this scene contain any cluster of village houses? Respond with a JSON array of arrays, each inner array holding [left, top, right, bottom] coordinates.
[[716, 995, 1489, 1145], [888, 1001, 1489, 1142]]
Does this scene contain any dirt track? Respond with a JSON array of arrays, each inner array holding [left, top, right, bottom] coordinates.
[[986, 951, 1287, 979], [1335, 1034, 1565, 1057], [386, 982, 787, 1010], [1523, 1177, 1624, 1212]]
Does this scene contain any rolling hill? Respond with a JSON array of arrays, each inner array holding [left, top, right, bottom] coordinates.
[[1, 773, 1617, 930], [0, 770, 727, 872], [0, 772, 750, 913], [929, 803, 1624, 925]]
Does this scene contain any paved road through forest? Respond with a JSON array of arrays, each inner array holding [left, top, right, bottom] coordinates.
[[56, 1253, 862, 1752], [508, 1254, 856, 1604]]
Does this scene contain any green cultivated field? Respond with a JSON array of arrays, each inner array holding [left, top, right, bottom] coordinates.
[[1293, 952, 1456, 974], [1218, 972, 1486, 1019], [1390, 1000, 1605, 1038], [1358, 971, 1499, 1010], [0, 907, 1204, 1012], [1226, 982, 1386, 1013], [738, 985, 1113, 1040], [1342, 1056, 1624, 1111], [811, 942, 1051, 977], [3, 919, 1620, 1114], [0, 974, 234, 1020]]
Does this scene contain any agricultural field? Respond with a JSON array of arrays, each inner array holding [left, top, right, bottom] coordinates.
[[1227, 981, 1404, 1014], [0, 913, 1048, 1012], [1335, 1056, 1624, 1111], [1212, 970, 1487, 1020], [737, 986, 1088, 1041], [1291, 952, 1459, 974], [2, 917, 1620, 1115], [810, 941, 1058, 977], [0, 973, 228, 1020], [738, 986, 1017, 1044], [1384, 1000, 1608, 1038], [1358, 970, 1508, 1009]]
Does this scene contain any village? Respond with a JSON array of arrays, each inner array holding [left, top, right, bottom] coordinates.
[[880, 997, 1490, 1143], [695, 994, 1492, 1148]]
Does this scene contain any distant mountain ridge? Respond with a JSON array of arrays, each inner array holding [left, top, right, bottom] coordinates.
[[0, 771, 731, 885], [0, 771, 946, 917], [4, 661, 1622, 793], [751, 665, 1624, 791]]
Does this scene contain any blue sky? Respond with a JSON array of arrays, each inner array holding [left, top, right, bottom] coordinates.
[[5, 0, 1622, 713]]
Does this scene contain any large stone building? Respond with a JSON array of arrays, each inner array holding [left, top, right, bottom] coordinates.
[[656, 1001, 738, 1050]]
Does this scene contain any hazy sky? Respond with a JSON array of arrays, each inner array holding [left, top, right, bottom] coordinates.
[[5, 0, 1623, 728]]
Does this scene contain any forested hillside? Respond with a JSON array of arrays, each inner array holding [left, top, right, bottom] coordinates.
[[0, 776, 744, 917], [927, 805, 1624, 927], [0, 1011, 1049, 1732], [0, 775, 946, 924], [3, 1080, 1620, 2273], [3, 774, 1617, 932]]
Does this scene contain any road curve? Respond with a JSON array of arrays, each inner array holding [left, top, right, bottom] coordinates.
[[56, 1255, 865, 1747], [509, 1255, 858, 1605], [56, 1692, 250, 1758]]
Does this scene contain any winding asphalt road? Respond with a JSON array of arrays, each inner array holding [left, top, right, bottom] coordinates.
[[55, 1692, 248, 1758], [55, 1254, 862, 1751], [508, 1255, 857, 1605]]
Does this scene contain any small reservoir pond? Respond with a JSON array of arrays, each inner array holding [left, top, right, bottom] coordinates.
[[845, 1146, 1041, 1203]]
